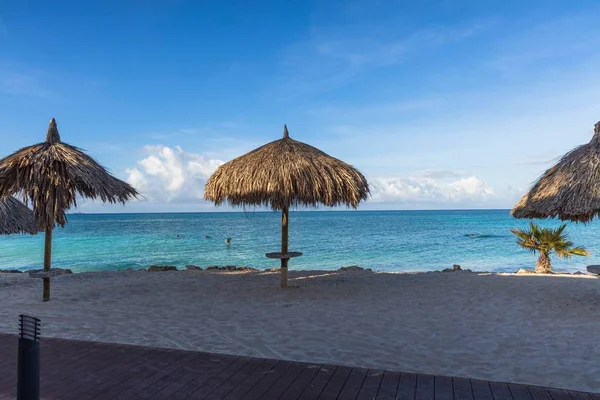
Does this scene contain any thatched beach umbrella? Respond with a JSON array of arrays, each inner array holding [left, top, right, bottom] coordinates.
[[0, 118, 139, 301], [512, 121, 600, 222], [204, 125, 370, 287], [0, 197, 38, 235]]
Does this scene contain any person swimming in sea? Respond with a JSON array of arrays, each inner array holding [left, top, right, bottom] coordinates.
[[225, 237, 232, 245]]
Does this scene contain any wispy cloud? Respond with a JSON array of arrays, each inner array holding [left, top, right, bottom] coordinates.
[[0, 64, 52, 97], [485, 10, 600, 76], [275, 20, 490, 97], [0, 17, 7, 37]]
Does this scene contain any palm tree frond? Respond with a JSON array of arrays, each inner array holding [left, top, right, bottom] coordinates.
[[511, 222, 589, 272]]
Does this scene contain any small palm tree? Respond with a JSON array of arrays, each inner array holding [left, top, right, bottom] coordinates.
[[510, 222, 589, 273]]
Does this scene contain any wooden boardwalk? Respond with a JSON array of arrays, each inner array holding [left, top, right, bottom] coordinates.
[[0, 333, 597, 400]]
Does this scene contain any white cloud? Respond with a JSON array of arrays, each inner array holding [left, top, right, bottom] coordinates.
[[369, 173, 497, 205], [126, 146, 509, 209], [125, 145, 224, 203]]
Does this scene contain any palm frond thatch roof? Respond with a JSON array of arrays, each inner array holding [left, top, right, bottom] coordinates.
[[204, 125, 370, 210], [511, 121, 600, 222], [0, 197, 39, 235], [0, 118, 139, 229]]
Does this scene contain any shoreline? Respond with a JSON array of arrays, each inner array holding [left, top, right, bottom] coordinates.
[[1, 269, 598, 392], [0, 263, 596, 277]]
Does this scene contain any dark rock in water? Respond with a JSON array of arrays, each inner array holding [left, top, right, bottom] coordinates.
[[27, 267, 73, 275], [586, 265, 600, 275], [0, 269, 22, 273], [148, 265, 178, 272], [226, 265, 237, 271], [237, 266, 259, 271], [185, 265, 203, 271], [338, 265, 364, 272], [442, 265, 463, 272], [206, 266, 219, 270], [573, 271, 586, 276], [265, 268, 281, 272]]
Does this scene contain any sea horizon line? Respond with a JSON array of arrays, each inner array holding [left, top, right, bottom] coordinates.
[[66, 208, 513, 215]]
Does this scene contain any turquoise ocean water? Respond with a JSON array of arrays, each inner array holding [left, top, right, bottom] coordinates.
[[1, 210, 598, 273]]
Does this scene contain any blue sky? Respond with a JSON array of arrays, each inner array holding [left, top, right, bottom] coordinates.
[[1, 0, 600, 212]]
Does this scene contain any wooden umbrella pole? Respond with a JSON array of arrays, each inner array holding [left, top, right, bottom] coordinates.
[[43, 228, 52, 302], [281, 207, 289, 288]]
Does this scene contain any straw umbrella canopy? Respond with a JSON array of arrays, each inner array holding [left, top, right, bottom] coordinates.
[[511, 121, 600, 222], [0, 118, 139, 301], [204, 125, 370, 287], [0, 197, 38, 235]]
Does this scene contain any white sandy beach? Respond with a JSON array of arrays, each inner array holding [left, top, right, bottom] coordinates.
[[0, 269, 598, 393]]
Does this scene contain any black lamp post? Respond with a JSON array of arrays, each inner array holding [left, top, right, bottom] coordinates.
[[17, 315, 40, 400]]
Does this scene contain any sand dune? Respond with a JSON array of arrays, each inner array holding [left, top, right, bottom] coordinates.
[[0, 269, 598, 392]]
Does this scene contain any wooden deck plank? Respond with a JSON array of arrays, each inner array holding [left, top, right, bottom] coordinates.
[[38, 338, 97, 377], [511, 384, 535, 400], [182, 355, 253, 400], [91, 348, 179, 398], [0, 341, 17, 399], [528, 386, 552, 400], [40, 340, 119, 392], [375, 370, 401, 400], [396, 372, 418, 400], [262, 362, 309, 400], [336, 367, 368, 400], [297, 365, 338, 400], [0, 334, 597, 400], [276, 363, 323, 400], [0, 336, 98, 399], [317, 366, 353, 400], [435, 375, 454, 400], [129, 351, 208, 400], [203, 358, 267, 400], [568, 392, 593, 400], [54, 344, 141, 400], [113, 347, 196, 400], [548, 388, 575, 400], [490, 382, 514, 400], [415, 374, 435, 400], [241, 359, 294, 400], [151, 352, 224, 399], [470, 380, 494, 400], [169, 354, 241, 400], [91, 348, 180, 400], [356, 369, 385, 400], [89, 347, 172, 399], [13, 341, 110, 398], [453, 377, 474, 400], [48, 343, 145, 398], [260, 361, 308, 400], [223, 358, 280, 400]]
